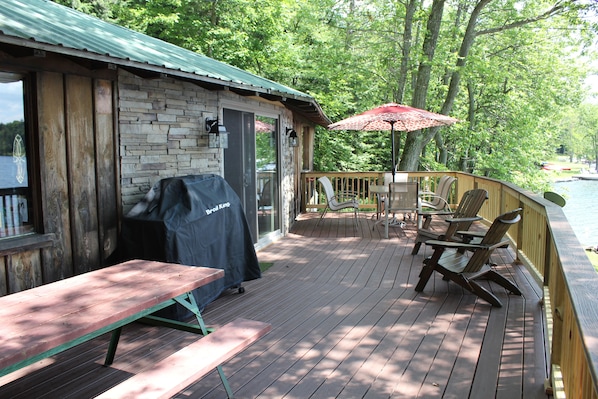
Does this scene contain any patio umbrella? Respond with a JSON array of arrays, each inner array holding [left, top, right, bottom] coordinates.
[[328, 103, 458, 182]]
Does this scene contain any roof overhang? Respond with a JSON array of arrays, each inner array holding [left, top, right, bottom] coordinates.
[[0, 0, 331, 126], [0, 26, 331, 127]]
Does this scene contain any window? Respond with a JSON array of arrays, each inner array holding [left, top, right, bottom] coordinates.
[[0, 72, 33, 238]]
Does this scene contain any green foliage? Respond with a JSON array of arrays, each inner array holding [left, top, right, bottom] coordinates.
[[0, 121, 25, 157], [557, 103, 598, 166], [314, 129, 361, 171], [58, 0, 598, 192], [255, 116, 277, 170], [53, 0, 117, 20], [426, 0, 593, 192], [586, 250, 598, 271]]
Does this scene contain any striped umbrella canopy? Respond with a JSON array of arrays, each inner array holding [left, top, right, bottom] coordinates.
[[328, 103, 458, 181]]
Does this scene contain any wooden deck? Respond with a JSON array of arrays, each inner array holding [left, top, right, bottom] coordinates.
[[0, 212, 549, 398]]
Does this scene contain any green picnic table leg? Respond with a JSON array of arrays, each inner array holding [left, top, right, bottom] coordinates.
[[104, 327, 122, 366], [177, 293, 235, 399]]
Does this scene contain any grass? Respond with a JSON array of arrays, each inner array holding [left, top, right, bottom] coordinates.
[[259, 262, 274, 273], [587, 251, 598, 272]]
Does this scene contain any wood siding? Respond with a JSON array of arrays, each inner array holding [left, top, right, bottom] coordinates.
[[38, 71, 72, 281], [1, 67, 118, 291], [66, 74, 100, 274], [94, 79, 119, 261]]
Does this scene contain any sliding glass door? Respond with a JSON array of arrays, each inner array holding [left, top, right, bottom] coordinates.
[[255, 116, 279, 238], [223, 109, 280, 243]]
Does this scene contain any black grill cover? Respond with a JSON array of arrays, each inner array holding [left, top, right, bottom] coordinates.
[[121, 174, 261, 318]]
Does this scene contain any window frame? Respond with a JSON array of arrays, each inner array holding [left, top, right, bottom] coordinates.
[[0, 71, 39, 239]]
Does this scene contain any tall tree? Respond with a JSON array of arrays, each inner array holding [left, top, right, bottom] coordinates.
[[401, 0, 593, 171]]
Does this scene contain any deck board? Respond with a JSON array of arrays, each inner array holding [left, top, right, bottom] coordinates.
[[0, 212, 548, 398]]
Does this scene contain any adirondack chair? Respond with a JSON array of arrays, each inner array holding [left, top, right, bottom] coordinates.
[[317, 176, 359, 226], [414, 208, 522, 307], [411, 188, 488, 255], [419, 175, 456, 212]]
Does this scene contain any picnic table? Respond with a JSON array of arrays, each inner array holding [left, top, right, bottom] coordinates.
[[0, 259, 270, 398]]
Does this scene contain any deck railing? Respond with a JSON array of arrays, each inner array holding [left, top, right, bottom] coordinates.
[[301, 171, 598, 399]]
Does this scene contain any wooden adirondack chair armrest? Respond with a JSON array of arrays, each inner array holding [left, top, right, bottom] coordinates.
[[419, 210, 453, 218], [488, 240, 511, 250], [456, 230, 486, 244], [457, 230, 485, 239], [428, 237, 510, 252], [418, 210, 453, 228], [424, 240, 483, 251], [444, 215, 482, 224], [457, 231, 511, 248]]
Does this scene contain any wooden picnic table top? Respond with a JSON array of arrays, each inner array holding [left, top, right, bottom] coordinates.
[[0, 259, 223, 375]]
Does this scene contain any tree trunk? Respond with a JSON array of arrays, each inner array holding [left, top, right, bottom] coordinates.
[[400, 0, 446, 170], [411, 0, 445, 110], [435, 132, 448, 165], [396, 0, 418, 104], [400, 0, 494, 171], [463, 80, 476, 171]]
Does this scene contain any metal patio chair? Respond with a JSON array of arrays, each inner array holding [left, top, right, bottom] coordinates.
[[419, 175, 456, 213], [317, 176, 359, 226], [382, 181, 419, 239]]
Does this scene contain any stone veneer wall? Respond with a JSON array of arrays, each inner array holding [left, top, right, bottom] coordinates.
[[117, 70, 299, 235], [118, 70, 220, 213]]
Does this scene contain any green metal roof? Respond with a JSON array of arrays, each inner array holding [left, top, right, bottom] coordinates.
[[0, 0, 330, 125]]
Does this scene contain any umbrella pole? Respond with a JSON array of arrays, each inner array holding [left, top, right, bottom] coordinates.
[[390, 121, 396, 183]]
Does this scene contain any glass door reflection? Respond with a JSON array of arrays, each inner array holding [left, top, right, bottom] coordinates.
[[255, 116, 279, 238]]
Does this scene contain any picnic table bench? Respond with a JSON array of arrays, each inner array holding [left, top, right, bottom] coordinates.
[[0, 259, 270, 398]]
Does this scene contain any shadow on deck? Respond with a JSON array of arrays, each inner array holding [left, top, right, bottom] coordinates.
[[0, 212, 549, 398]]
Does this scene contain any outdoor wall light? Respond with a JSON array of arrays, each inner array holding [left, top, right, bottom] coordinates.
[[286, 128, 298, 147], [205, 118, 229, 148]]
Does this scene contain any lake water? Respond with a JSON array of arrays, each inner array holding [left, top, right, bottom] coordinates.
[[0, 156, 27, 189], [552, 179, 598, 248]]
